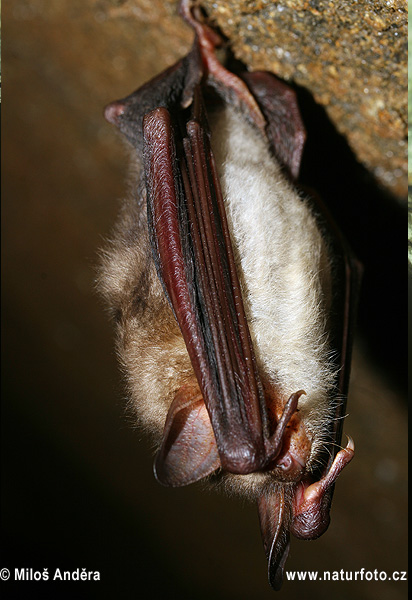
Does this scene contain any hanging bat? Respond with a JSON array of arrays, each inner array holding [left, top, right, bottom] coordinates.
[[99, 0, 361, 590]]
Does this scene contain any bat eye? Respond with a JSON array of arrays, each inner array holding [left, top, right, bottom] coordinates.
[[274, 452, 305, 480], [277, 455, 293, 470], [104, 101, 126, 125]]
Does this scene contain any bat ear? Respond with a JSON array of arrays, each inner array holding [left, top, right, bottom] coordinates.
[[154, 380, 221, 487], [258, 491, 291, 591], [241, 71, 306, 180]]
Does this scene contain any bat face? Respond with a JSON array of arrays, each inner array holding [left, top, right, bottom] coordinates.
[[99, 0, 359, 590]]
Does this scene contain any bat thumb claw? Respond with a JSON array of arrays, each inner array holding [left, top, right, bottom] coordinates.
[[345, 434, 355, 452]]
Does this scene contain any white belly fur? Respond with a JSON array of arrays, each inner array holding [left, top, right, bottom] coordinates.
[[210, 105, 337, 461]]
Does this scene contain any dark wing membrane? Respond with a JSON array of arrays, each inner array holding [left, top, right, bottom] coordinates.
[[143, 99, 270, 477], [309, 193, 362, 474]]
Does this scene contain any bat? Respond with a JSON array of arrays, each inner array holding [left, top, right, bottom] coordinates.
[[99, 0, 361, 590]]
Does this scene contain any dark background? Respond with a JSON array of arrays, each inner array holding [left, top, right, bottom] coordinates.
[[1, 2, 407, 599]]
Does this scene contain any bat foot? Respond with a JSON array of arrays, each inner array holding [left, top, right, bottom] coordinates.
[[291, 436, 355, 539]]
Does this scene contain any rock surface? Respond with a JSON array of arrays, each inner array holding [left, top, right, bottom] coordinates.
[[96, 0, 407, 199], [201, 0, 407, 200], [5, 0, 407, 198]]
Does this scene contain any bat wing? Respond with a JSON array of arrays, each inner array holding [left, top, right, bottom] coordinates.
[[105, 1, 360, 588], [143, 95, 307, 484], [143, 100, 269, 479]]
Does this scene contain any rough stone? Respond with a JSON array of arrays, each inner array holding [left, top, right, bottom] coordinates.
[[201, 0, 407, 200], [5, 0, 407, 199]]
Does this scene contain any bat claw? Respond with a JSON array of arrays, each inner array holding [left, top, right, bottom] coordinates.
[[266, 390, 306, 463], [345, 434, 355, 452], [291, 435, 355, 539]]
